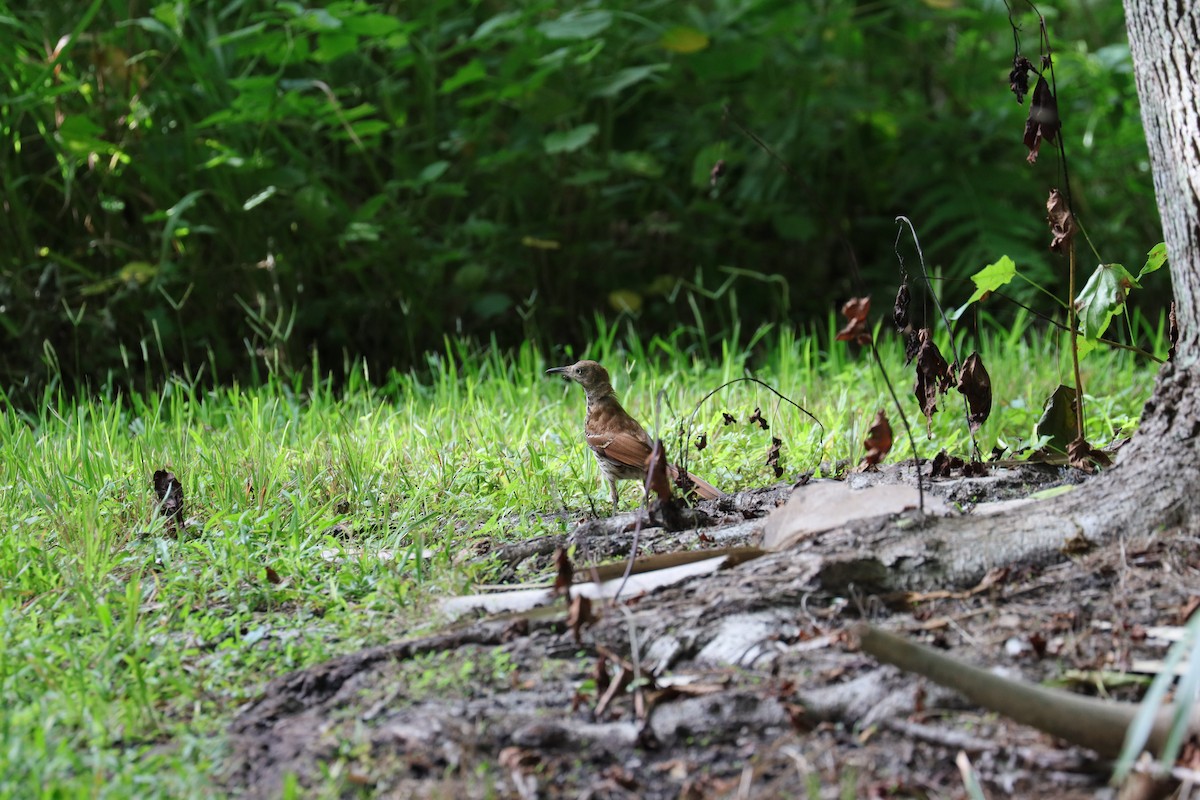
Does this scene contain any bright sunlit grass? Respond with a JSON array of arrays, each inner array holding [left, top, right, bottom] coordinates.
[[0, 315, 1163, 797]]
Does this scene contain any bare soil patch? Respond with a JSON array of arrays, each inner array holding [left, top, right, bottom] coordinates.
[[225, 464, 1197, 798]]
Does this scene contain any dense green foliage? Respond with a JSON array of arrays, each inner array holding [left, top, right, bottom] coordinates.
[[0, 323, 1159, 796], [1, 1, 1157, 396]]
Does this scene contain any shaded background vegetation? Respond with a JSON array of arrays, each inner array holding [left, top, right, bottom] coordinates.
[[0, 0, 1159, 398]]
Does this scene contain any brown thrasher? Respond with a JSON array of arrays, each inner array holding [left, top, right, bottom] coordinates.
[[547, 360, 722, 512]]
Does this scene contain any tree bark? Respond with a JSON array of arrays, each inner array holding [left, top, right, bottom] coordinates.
[[1124, 1, 1200, 357]]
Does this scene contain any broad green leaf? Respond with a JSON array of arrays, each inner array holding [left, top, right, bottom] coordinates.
[[1075, 262, 1139, 340], [591, 64, 668, 98], [1034, 384, 1078, 453], [440, 59, 487, 94], [660, 26, 710, 53], [537, 10, 612, 41], [1137, 242, 1167, 280], [543, 123, 599, 154], [609, 150, 663, 177], [313, 31, 358, 63], [418, 161, 450, 183], [341, 13, 402, 37], [966, 256, 1017, 303], [473, 11, 522, 40], [691, 143, 727, 188]]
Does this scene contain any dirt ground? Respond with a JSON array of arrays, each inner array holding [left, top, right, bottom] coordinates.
[[223, 464, 1200, 799]]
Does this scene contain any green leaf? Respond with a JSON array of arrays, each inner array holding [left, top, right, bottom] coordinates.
[[418, 161, 450, 183], [1137, 242, 1167, 280], [591, 64, 668, 98], [341, 13, 402, 37], [660, 26, 710, 53], [543, 123, 599, 154], [242, 186, 277, 211], [537, 10, 612, 41], [609, 150, 663, 177], [948, 256, 1018, 321], [313, 31, 358, 63], [473, 11, 522, 40], [1075, 262, 1139, 340], [966, 256, 1017, 302], [440, 59, 487, 94]]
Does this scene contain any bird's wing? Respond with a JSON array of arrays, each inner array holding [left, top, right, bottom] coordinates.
[[585, 399, 654, 468], [587, 429, 652, 468]]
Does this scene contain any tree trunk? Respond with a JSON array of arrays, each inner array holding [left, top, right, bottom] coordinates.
[[1124, 1, 1200, 362]]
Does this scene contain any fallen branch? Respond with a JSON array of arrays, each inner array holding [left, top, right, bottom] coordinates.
[[857, 624, 1200, 760]]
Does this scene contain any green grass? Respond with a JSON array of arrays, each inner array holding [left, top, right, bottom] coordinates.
[[0, 317, 1163, 797]]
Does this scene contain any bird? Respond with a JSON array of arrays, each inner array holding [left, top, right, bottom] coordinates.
[[546, 360, 722, 513]]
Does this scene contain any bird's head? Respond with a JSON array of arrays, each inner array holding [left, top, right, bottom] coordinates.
[[546, 360, 613, 395]]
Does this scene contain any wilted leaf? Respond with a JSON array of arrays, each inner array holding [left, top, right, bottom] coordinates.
[[567, 595, 595, 643], [645, 439, 673, 502], [1138, 242, 1168, 280], [893, 282, 911, 332], [1034, 384, 1078, 453], [153, 469, 184, 529], [1023, 76, 1060, 164], [1075, 262, 1139, 340], [914, 329, 952, 432], [956, 352, 992, 432], [660, 26, 709, 53], [1009, 55, 1034, 103], [766, 437, 783, 478], [1068, 435, 1112, 473], [931, 450, 962, 478], [553, 547, 574, 597], [861, 410, 893, 468], [748, 407, 769, 430], [721, 412, 736, 425], [1046, 189, 1074, 254], [835, 296, 872, 345], [694, 433, 707, 451], [903, 329, 921, 365]]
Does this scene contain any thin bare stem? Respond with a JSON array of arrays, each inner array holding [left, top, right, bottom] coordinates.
[[895, 216, 980, 461], [1068, 242, 1086, 439]]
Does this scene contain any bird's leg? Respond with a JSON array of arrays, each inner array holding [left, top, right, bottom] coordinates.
[[608, 477, 620, 514]]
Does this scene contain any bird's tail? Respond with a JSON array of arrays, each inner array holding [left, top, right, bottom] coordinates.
[[666, 464, 722, 500]]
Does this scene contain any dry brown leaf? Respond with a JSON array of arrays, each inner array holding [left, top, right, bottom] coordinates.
[[913, 329, 952, 432], [1046, 188, 1074, 253], [567, 595, 595, 643], [1023, 76, 1060, 164], [956, 351, 993, 432], [1010, 55, 1034, 103], [1067, 435, 1112, 473], [645, 439, 673, 502], [893, 282, 911, 333], [861, 410, 893, 469], [766, 436, 783, 478], [835, 296, 873, 345], [553, 547, 574, 597], [153, 469, 184, 530]]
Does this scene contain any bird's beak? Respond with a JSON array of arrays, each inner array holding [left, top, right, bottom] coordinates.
[[545, 366, 569, 377]]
